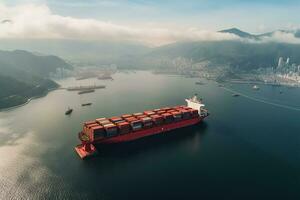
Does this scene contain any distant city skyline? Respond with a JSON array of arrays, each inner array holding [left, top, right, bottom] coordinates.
[[1, 0, 300, 46]]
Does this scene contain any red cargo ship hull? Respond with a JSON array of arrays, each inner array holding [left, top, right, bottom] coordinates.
[[75, 117, 203, 159], [95, 117, 201, 144]]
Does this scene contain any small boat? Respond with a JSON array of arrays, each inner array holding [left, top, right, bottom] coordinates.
[[253, 85, 260, 90], [98, 74, 113, 80], [65, 107, 73, 115], [232, 94, 240, 97], [82, 103, 92, 106], [279, 91, 283, 94], [78, 89, 95, 95]]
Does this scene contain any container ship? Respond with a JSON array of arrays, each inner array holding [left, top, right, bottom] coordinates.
[[75, 95, 209, 159]]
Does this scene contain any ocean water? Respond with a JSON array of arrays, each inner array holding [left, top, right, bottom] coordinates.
[[0, 71, 299, 199]]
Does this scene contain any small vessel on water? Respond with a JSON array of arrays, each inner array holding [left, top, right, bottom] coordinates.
[[253, 85, 260, 90], [67, 85, 105, 91], [232, 94, 240, 97], [74, 95, 209, 159], [98, 74, 113, 80], [78, 89, 95, 95], [82, 103, 92, 106], [65, 107, 73, 115]]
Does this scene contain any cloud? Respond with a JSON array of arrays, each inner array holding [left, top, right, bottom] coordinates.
[[0, 3, 239, 46], [261, 31, 300, 44]]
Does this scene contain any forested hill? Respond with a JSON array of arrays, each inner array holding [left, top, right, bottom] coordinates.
[[0, 50, 71, 109]]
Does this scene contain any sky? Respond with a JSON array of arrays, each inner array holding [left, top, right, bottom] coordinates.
[[1, 0, 300, 46]]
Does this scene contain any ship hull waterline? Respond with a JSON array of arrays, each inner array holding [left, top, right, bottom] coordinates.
[[75, 117, 203, 159]]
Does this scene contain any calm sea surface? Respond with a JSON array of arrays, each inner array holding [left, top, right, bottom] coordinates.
[[0, 71, 299, 199]]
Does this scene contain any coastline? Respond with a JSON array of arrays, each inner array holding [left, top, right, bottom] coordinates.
[[0, 87, 58, 112]]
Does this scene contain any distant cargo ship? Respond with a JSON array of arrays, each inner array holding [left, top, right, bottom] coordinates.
[[98, 74, 113, 80], [78, 89, 95, 95], [67, 85, 105, 91], [82, 103, 92, 106], [75, 95, 209, 159]]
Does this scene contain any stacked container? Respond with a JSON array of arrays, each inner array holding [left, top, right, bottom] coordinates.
[[83, 123, 99, 136], [110, 116, 124, 124], [150, 114, 164, 125], [161, 113, 173, 123], [130, 120, 143, 131], [133, 112, 143, 117], [122, 114, 132, 118], [141, 117, 153, 128], [89, 125, 105, 140], [171, 111, 182, 121], [116, 121, 131, 134], [180, 109, 191, 119], [144, 111, 155, 116], [103, 124, 118, 137]]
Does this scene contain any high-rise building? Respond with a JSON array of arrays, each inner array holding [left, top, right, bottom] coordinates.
[[278, 57, 284, 68], [286, 57, 290, 66]]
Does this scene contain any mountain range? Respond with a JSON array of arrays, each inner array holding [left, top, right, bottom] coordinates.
[[220, 28, 300, 40]]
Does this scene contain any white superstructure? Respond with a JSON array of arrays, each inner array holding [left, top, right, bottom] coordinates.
[[185, 95, 207, 117]]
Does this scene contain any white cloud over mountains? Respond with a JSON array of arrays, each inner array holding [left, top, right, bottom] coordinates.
[[0, 3, 300, 46], [0, 3, 239, 46], [261, 31, 300, 44]]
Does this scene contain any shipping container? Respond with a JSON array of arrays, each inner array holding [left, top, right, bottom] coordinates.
[[137, 115, 147, 119], [84, 123, 99, 134], [171, 111, 182, 121], [116, 121, 131, 134], [180, 110, 191, 119], [110, 117, 123, 123], [161, 113, 173, 123], [121, 114, 132, 118], [141, 117, 152, 122], [130, 120, 142, 131], [99, 120, 112, 125], [103, 124, 118, 137], [133, 112, 143, 117], [95, 118, 106, 123], [125, 117, 138, 122], [89, 125, 105, 140], [150, 114, 164, 125], [144, 111, 155, 115], [157, 110, 166, 115]]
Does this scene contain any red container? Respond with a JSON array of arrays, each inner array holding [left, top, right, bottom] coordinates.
[[161, 107, 171, 111], [83, 123, 99, 134], [89, 125, 105, 141], [161, 113, 172, 118], [124, 117, 138, 122], [150, 114, 164, 125], [137, 115, 147, 119], [110, 116, 123, 123], [116, 121, 131, 134], [157, 110, 166, 115]]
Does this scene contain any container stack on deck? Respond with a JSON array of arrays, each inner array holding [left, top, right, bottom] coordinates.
[[81, 105, 199, 142]]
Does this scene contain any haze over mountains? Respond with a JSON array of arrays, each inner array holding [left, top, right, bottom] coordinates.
[[1, 28, 300, 68]]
